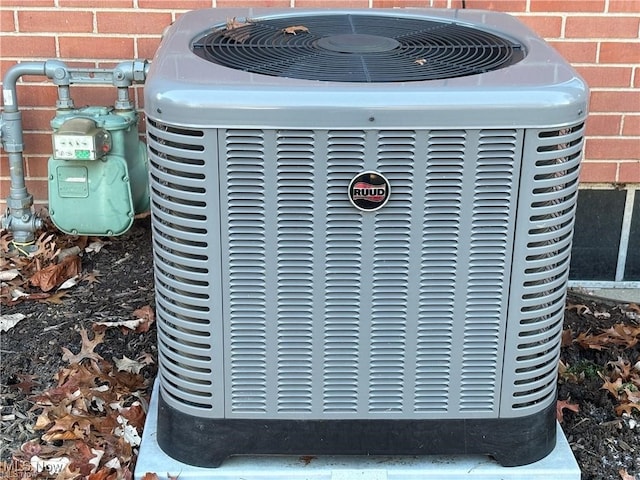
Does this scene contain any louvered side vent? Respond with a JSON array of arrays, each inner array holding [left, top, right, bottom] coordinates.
[[147, 119, 218, 417], [225, 130, 269, 414], [460, 130, 519, 412], [503, 122, 584, 416], [220, 128, 520, 419]]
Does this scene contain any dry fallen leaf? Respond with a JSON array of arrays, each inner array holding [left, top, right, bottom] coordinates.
[[619, 468, 637, 480], [414, 58, 427, 66], [61, 328, 105, 364], [556, 399, 579, 423], [0, 312, 26, 332], [114, 356, 147, 374], [132, 305, 155, 333], [223, 17, 254, 43], [282, 25, 309, 35], [30, 255, 82, 292]]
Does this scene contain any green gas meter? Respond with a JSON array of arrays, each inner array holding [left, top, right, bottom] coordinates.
[[48, 107, 149, 235]]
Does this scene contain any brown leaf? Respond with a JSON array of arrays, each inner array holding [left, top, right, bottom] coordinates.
[[10, 373, 39, 394], [41, 429, 78, 442], [223, 17, 254, 43], [42, 290, 69, 304], [83, 270, 102, 284], [140, 474, 160, 480], [414, 58, 427, 66], [556, 399, 579, 423], [61, 328, 104, 364], [88, 469, 119, 480], [619, 468, 637, 480], [561, 328, 573, 347], [30, 255, 81, 292], [132, 305, 155, 333], [615, 403, 640, 416], [601, 377, 624, 398], [282, 25, 309, 35]]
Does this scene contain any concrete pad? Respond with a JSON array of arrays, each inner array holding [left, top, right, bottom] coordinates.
[[135, 382, 581, 480]]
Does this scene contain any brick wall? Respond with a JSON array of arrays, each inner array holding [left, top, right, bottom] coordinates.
[[1, 0, 639, 206]]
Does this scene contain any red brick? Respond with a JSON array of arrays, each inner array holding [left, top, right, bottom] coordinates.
[[23, 132, 54, 155], [26, 156, 50, 178], [15, 85, 58, 108], [585, 138, 640, 160], [0, 35, 56, 57], [0, 154, 10, 178], [516, 15, 563, 38], [565, 16, 640, 39], [21, 109, 57, 131], [374, 0, 440, 6], [590, 91, 640, 113], [622, 115, 640, 136], [618, 161, 640, 182], [68, 86, 118, 108], [295, 0, 369, 5], [579, 161, 617, 182], [599, 42, 640, 64], [636, 68, 640, 88], [23, 179, 49, 204], [59, 36, 135, 59], [138, 0, 212, 7], [576, 66, 632, 88], [1, 10, 16, 33], [608, 0, 640, 13], [0, 181, 10, 203], [586, 114, 622, 136], [549, 41, 597, 63], [458, 0, 527, 11], [59, 0, 132, 6], [137, 38, 162, 61], [530, 0, 605, 12], [18, 10, 93, 33], [1, 0, 54, 5], [97, 11, 172, 35]]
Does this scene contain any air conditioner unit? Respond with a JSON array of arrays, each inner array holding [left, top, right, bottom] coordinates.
[[144, 8, 588, 468]]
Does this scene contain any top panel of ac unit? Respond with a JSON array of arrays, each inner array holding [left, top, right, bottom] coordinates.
[[145, 8, 588, 129]]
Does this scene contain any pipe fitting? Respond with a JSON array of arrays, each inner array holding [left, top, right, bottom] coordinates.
[[112, 59, 149, 87]]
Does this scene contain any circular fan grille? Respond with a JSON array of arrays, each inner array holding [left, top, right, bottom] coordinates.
[[191, 14, 525, 82]]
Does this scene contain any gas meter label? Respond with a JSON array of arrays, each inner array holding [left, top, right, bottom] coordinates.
[[348, 171, 391, 211], [56, 166, 89, 198]]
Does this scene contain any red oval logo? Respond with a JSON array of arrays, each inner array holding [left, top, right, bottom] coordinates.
[[348, 172, 391, 211]]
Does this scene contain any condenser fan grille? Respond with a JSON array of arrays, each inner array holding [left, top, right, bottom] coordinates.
[[192, 14, 525, 82]]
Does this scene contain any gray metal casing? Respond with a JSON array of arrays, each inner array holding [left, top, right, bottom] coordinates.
[[145, 8, 588, 424]]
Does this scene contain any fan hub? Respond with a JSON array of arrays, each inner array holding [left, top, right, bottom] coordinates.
[[316, 34, 400, 53]]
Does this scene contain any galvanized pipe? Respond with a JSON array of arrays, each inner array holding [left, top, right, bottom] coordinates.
[[0, 61, 67, 243]]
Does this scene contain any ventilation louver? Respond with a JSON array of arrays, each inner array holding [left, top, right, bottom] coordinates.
[[144, 7, 589, 470], [192, 14, 525, 82]]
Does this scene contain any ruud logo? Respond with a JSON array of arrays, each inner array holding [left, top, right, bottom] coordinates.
[[348, 171, 391, 211]]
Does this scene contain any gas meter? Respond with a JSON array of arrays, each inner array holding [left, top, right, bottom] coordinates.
[[48, 107, 149, 236]]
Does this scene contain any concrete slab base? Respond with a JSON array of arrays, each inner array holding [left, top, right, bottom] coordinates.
[[135, 382, 581, 480]]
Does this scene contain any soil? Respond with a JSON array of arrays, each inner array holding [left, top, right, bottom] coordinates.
[[1, 217, 639, 479]]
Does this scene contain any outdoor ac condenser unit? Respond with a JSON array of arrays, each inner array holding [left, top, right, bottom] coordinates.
[[144, 8, 588, 468]]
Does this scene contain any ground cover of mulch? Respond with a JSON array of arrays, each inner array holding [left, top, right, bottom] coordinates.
[[1, 216, 639, 479]]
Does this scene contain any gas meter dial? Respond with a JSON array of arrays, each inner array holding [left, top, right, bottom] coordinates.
[[52, 117, 111, 160]]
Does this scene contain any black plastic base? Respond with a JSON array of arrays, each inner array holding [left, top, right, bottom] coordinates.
[[157, 394, 557, 468]]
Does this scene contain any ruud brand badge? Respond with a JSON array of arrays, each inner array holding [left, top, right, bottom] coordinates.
[[348, 171, 391, 211]]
